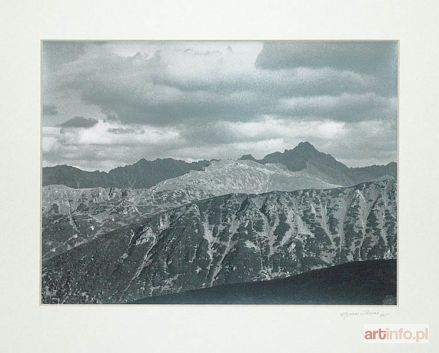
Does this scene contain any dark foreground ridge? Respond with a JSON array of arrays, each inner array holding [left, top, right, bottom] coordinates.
[[132, 259, 396, 305]]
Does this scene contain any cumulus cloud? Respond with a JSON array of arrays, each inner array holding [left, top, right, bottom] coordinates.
[[42, 41, 397, 170], [43, 120, 184, 170]]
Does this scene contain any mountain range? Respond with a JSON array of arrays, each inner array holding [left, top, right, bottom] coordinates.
[[42, 158, 343, 261], [43, 158, 209, 189], [41, 151, 394, 261], [41, 142, 397, 304], [43, 142, 396, 189]]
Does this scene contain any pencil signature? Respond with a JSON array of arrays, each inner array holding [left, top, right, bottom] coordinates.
[[340, 310, 391, 320]]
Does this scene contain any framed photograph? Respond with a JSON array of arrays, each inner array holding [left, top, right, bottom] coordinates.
[[1, 0, 438, 352], [41, 40, 397, 306]]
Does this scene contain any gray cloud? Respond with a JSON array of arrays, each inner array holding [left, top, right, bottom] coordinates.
[[43, 104, 58, 116], [42, 41, 108, 70], [255, 41, 397, 96], [153, 67, 373, 98], [48, 43, 390, 127], [108, 127, 140, 134], [183, 48, 222, 56], [59, 116, 98, 128], [316, 119, 397, 167], [276, 93, 396, 122]]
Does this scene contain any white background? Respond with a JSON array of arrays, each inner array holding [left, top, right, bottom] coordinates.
[[1, 0, 439, 352]]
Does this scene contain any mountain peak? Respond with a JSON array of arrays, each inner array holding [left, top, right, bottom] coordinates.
[[259, 141, 351, 181], [238, 154, 257, 162], [133, 158, 149, 166], [293, 141, 318, 152]]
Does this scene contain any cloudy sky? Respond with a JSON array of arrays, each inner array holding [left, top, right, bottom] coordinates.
[[42, 41, 397, 171]]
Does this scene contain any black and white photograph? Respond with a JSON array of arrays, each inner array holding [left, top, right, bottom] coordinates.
[[41, 41, 397, 304], [4, 0, 439, 352]]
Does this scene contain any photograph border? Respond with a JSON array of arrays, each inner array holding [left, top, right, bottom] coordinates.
[[39, 39, 399, 307]]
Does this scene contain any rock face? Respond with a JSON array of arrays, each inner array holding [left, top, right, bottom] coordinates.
[[42, 178, 396, 304]]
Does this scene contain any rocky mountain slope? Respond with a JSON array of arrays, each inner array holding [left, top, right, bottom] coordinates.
[[42, 178, 396, 303], [153, 159, 340, 195], [42, 185, 213, 260], [42, 159, 341, 259]]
